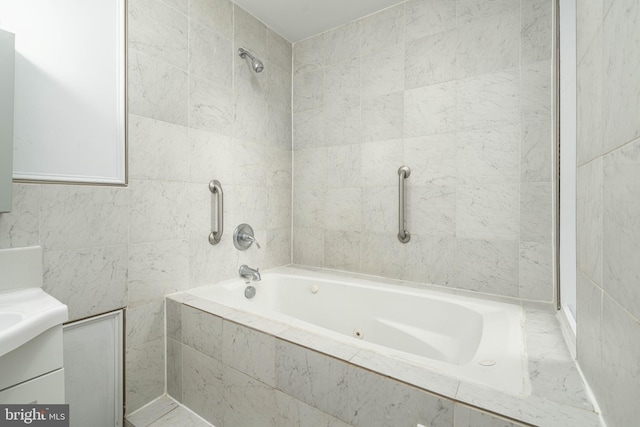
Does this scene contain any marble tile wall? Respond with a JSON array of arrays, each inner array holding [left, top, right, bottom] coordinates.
[[0, 0, 292, 414], [576, 0, 640, 425], [166, 297, 530, 427], [292, 0, 555, 302]]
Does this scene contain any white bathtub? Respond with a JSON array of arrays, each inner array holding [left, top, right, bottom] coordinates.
[[188, 267, 527, 395]]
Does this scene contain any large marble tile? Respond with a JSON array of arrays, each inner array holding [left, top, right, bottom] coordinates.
[[294, 147, 327, 189], [222, 366, 278, 427], [128, 114, 189, 182], [188, 128, 234, 185], [266, 63, 292, 111], [360, 4, 404, 55], [457, 68, 520, 131], [293, 69, 323, 113], [189, 0, 233, 39], [576, 0, 603, 64], [43, 246, 128, 321], [166, 298, 183, 341], [455, 239, 519, 296], [361, 92, 404, 142], [324, 21, 361, 65], [453, 403, 527, 427], [264, 227, 292, 269], [0, 183, 39, 249], [359, 140, 403, 187], [293, 189, 326, 229], [457, 125, 520, 184], [181, 345, 224, 426], [126, 337, 165, 414], [576, 28, 603, 166], [325, 187, 361, 232], [293, 34, 324, 74], [404, 0, 456, 41], [576, 158, 603, 286], [276, 390, 351, 427], [222, 320, 277, 387], [129, 179, 189, 244], [182, 305, 223, 360], [405, 29, 457, 89], [293, 108, 325, 149], [600, 295, 640, 427], [456, 184, 519, 240], [361, 46, 404, 99], [602, 0, 640, 152], [519, 241, 553, 302], [266, 29, 292, 73], [267, 105, 293, 150], [347, 365, 453, 427], [233, 5, 267, 59], [266, 187, 292, 229], [521, 120, 553, 182], [188, 75, 233, 136], [520, 182, 553, 243], [360, 232, 406, 279], [126, 395, 179, 427], [404, 81, 457, 137], [348, 349, 460, 399], [266, 147, 292, 188], [324, 58, 359, 105], [150, 405, 212, 427], [127, 301, 165, 349], [292, 227, 324, 267], [404, 133, 457, 186], [323, 231, 361, 273], [521, 60, 552, 123], [128, 50, 188, 126], [167, 338, 183, 401], [40, 184, 128, 251], [128, 240, 189, 307], [456, 8, 520, 79], [188, 20, 232, 86], [456, 0, 520, 25], [326, 145, 361, 188], [360, 186, 396, 233], [575, 272, 603, 394], [324, 97, 362, 147], [405, 185, 456, 237], [129, 0, 188, 70], [403, 234, 455, 286], [275, 340, 349, 420], [521, 0, 553, 64], [603, 138, 640, 320], [456, 383, 601, 427]]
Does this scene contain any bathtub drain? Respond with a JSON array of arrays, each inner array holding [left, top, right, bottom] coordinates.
[[353, 328, 364, 339]]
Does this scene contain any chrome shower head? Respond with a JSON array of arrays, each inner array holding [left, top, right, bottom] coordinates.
[[238, 47, 264, 73]]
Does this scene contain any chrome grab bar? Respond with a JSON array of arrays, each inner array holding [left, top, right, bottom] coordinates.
[[208, 180, 223, 245], [398, 166, 410, 243]]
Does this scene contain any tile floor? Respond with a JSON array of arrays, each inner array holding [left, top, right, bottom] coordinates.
[[125, 395, 212, 427]]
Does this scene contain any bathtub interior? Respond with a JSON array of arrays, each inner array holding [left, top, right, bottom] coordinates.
[[188, 269, 527, 395]]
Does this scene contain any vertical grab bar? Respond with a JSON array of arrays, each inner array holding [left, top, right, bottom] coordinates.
[[209, 180, 223, 245], [398, 166, 411, 243]]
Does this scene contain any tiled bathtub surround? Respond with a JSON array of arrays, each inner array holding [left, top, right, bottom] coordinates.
[[576, 0, 640, 425], [292, 0, 555, 302], [0, 0, 293, 414], [166, 275, 599, 427]]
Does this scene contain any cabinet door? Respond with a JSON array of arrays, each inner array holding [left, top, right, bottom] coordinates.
[[63, 310, 123, 427]]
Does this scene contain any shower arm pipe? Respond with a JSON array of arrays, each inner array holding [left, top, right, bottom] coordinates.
[[398, 166, 411, 243], [209, 180, 223, 245]]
